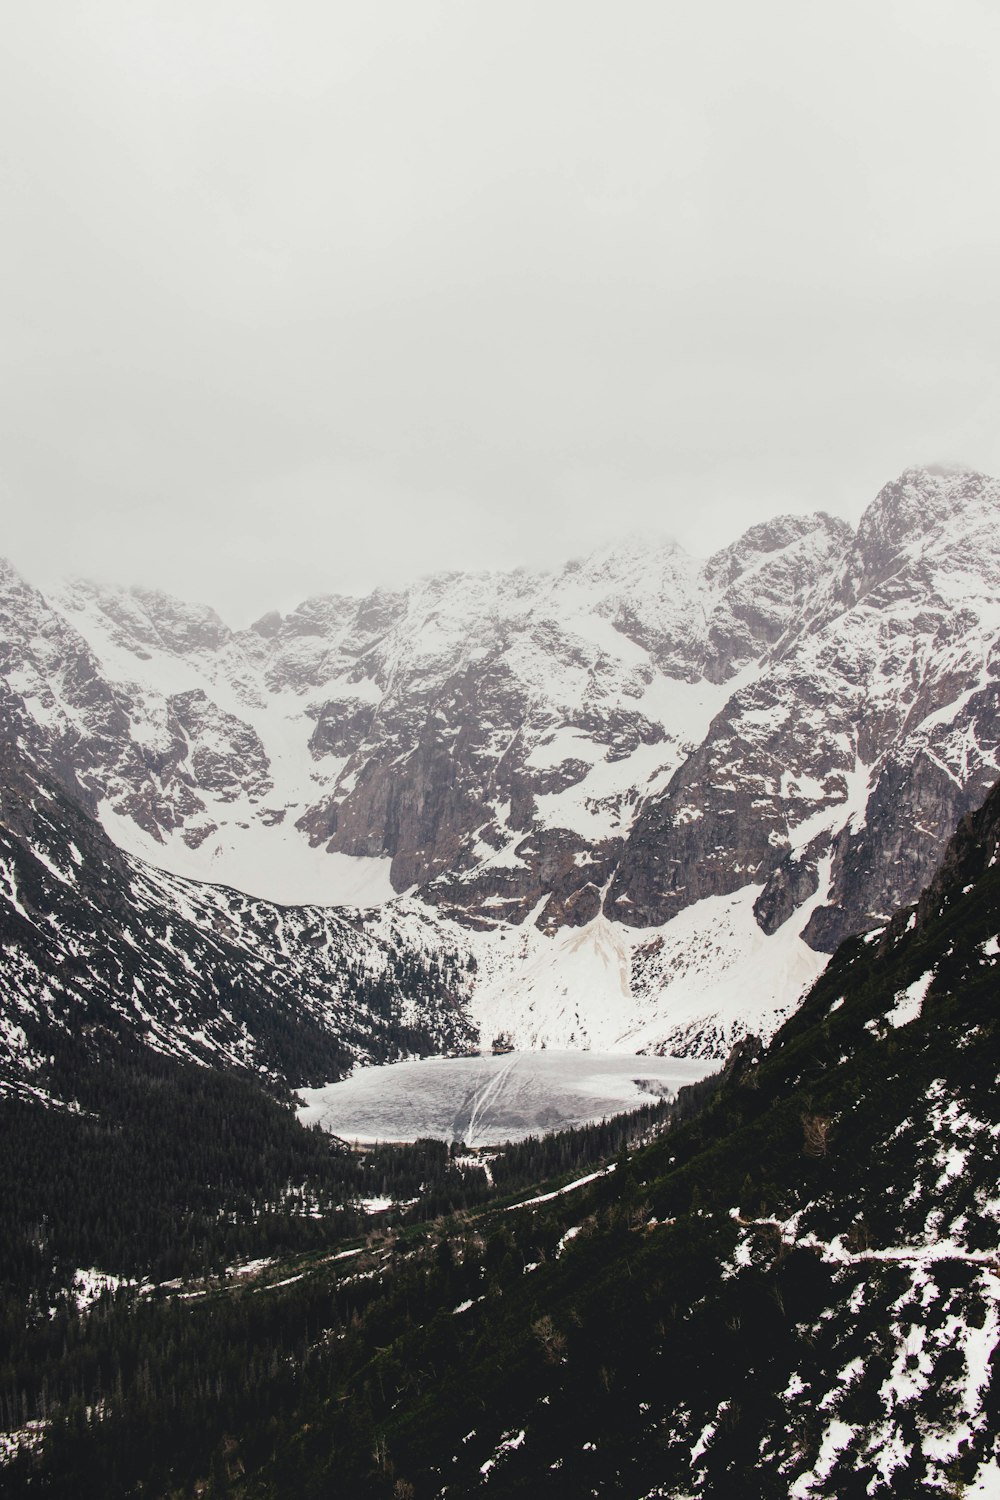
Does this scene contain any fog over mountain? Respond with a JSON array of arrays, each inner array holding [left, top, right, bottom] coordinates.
[[3, 3, 1000, 619]]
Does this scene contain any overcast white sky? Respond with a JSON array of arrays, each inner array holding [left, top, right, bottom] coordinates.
[[2, 1, 999, 624]]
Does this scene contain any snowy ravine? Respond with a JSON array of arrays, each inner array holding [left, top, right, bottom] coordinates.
[[1, 464, 999, 1060]]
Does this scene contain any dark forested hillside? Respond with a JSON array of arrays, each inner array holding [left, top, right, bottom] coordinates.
[[5, 783, 1000, 1495], [0, 1042, 676, 1495], [0, 719, 475, 1098]]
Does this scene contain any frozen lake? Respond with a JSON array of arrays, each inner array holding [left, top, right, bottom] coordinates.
[[296, 1051, 718, 1147]]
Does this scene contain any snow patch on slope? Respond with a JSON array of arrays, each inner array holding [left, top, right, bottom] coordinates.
[[100, 803, 395, 907], [451, 872, 830, 1058]]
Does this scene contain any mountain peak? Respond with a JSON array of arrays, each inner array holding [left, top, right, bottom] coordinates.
[[704, 510, 851, 591], [852, 465, 999, 574]]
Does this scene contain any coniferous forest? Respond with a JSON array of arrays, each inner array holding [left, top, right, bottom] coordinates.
[[6, 776, 1000, 1495], [1, 1034, 679, 1496]]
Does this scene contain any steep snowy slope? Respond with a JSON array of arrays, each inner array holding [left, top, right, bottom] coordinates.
[[609, 467, 1000, 954], [461, 883, 830, 1057], [0, 728, 473, 1100]]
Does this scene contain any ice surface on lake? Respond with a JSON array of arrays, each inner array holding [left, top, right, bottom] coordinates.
[[297, 1051, 718, 1146]]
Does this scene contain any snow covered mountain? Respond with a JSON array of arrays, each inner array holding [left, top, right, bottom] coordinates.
[[610, 466, 1000, 951], [21, 511, 848, 915], [1, 464, 999, 1059], [0, 732, 474, 1099]]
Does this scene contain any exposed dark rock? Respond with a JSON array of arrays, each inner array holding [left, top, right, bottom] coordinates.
[[753, 841, 824, 935], [250, 609, 282, 638], [307, 699, 377, 759]]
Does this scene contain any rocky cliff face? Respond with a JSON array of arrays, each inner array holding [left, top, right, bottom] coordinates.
[[607, 467, 1000, 959], [6, 514, 850, 917], [0, 466, 998, 1056], [0, 730, 475, 1097]]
